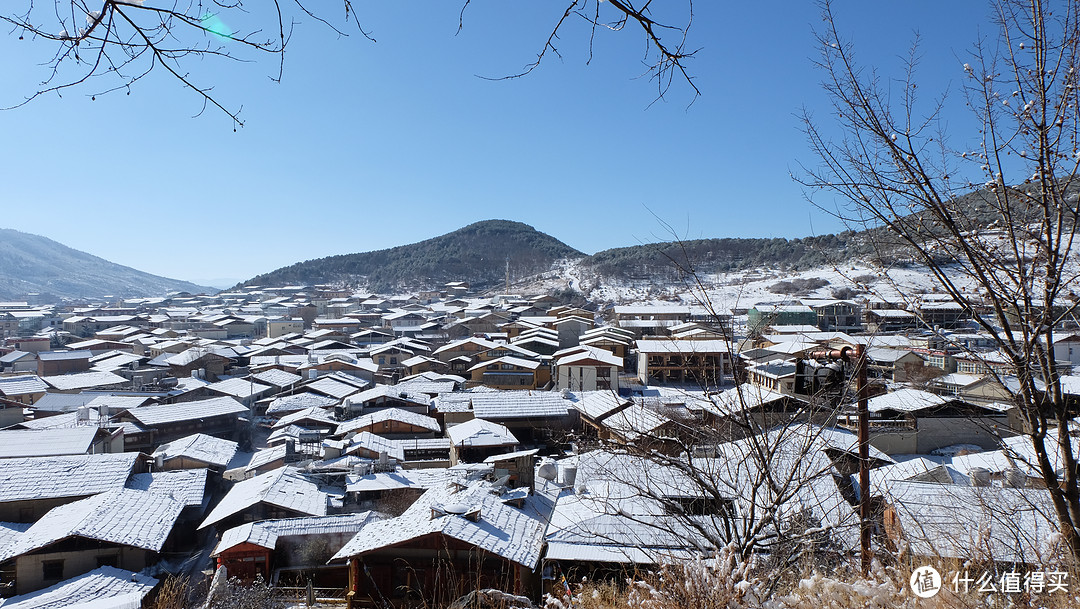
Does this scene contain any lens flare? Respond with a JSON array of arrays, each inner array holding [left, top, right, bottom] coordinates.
[[201, 13, 233, 40]]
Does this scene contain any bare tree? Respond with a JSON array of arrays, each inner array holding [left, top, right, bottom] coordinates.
[[563, 374, 869, 588], [799, 0, 1080, 560], [2, 1, 697, 125]]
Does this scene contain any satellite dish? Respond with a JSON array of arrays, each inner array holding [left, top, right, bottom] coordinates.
[[537, 459, 558, 481]]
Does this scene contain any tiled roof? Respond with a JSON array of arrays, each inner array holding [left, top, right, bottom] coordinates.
[[152, 433, 239, 468], [345, 468, 462, 493], [306, 376, 368, 399], [25, 392, 97, 413], [0, 566, 158, 609], [345, 432, 405, 461], [348, 384, 431, 406], [0, 521, 31, 550], [42, 371, 128, 391], [447, 418, 518, 447], [246, 445, 288, 471], [881, 481, 1058, 563], [0, 428, 100, 458], [470, 392, 570, 420], [207, 377, 272, 399], [265, 392, 338, 415], [332, 479, 555, 569], [554, 346, 623, 368], [253, 369, 303, 387], [37, 350, 92, 362], [125, 396, 247, 426], [0, 375, 48, 396], [0, 453, 139, 503], [212, 512, 379, 556], [568, 391, 630, 420], [198, 467, 328, 530], [273, 406, 337, 429], [0, 488, 185, 561], [634, 339, 731, 354], [337, 407, 441, 435], [467, 356, 540, 372], [126, 469, 208, 508], [395, 378, 458, 395]]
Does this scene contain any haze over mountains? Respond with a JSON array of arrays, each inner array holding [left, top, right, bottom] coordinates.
[[0, 229, 212, 300]]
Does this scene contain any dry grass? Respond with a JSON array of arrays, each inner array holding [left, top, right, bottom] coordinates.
[[546, 552, 1080, 609]]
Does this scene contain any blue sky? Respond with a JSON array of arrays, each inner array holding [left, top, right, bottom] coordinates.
[[0, 2, 986, 287]]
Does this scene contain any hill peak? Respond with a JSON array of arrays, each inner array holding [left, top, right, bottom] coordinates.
[[243, 220, 584, 291]]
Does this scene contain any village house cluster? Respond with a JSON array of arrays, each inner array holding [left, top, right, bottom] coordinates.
[[0, 283, 1075, 607]]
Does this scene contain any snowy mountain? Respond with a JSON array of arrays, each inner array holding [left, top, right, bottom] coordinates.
[[0, 228, 213, 300]]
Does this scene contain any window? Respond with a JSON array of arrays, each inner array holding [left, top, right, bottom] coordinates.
[[96, 554, 119, 568], [390, 357, 397, 365], [42, 560, 64, 581], [378, 357, 386, 365]]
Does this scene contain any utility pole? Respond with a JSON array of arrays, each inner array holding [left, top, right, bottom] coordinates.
[[855, 342, 870, 575], [505, 256, 510, 294], [810, 344, 871, 574]]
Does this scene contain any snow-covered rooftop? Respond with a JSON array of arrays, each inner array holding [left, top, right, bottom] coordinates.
[[41, 371, 128, 391], [0, 375, 49, 396], [212, 512, 379, 556], [447, 418, 518, 447], [0, 428, 101, 458], [0, 488, 185, 561], [126, 469, 208, 508], [867, 388, 951, 414], [198, 467, 329, 530], [332, 479, 555, 569], [337, 407, 441, 435], [469, 391, 571, 420], [124, 396, 247, 426], [306, 375, 369, 399], [152, 433, 239, 468], [206, 377, 272, 399], [252, 368, 303, 388], [0, 566, 158, 609], [264, 391, 338, 415], [0, 453, 139, 503], [345, 431, 405, 461], [273, 405, 337, 429]]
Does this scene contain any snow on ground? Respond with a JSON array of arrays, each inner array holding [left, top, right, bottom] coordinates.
[[515, 257, 985, 311]]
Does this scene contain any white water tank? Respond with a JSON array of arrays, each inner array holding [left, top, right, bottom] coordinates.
[[559, 464, 578, 488], [1004, 468, 1027, 488]]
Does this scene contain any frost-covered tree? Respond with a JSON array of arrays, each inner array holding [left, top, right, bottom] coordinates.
[[800, 0, 1080, 561]]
